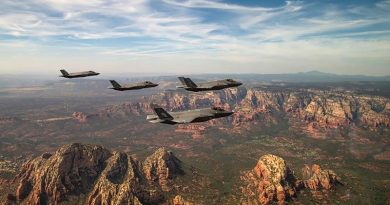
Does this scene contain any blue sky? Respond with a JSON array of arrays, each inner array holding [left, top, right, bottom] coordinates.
[[0, 0, 389, 75]]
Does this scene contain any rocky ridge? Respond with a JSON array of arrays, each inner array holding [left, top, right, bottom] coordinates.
[[8, 143, 183, 205], [241, 154, 342, 205], [77, 87, 389, 133], [143, 147, 183, 191]]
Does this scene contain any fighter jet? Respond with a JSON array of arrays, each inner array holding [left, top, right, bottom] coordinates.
[[146, 103, 233, 124], [109, 80, 158, 91], [59, 69, 99, 78], [177, 77, 242, 92]]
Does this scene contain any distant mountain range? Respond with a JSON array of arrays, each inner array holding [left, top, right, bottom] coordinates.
[[0, 71, 389, 88], [191, 71, 390, 83]]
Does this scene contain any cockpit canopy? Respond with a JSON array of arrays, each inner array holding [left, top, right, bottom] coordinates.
[[212, 107, 225, 111], [145, 81, 152, 84], [226, 79, 234, 82]]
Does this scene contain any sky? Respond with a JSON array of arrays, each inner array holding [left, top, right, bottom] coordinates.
[[0, 0, 389, 75]]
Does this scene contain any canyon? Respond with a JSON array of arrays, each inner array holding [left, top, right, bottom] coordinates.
[[0, 80, 389, 204], [6, 143, 184, 205], [4, 144, 343, 205], [73, 86, 390, 136]]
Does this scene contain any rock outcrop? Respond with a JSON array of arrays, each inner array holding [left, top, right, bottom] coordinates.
[[72, 112, 89, 123], [175, 124, 207, 139], [14, 143, 111, 203], [241, 154, 299, 205], [143, 148, 183, 191], [12, 143, 183, 204], [302, 164, 342, 190], [88, 151, 164, 205], [172, 195, 194, 205], [93, 87, 389, 132], [0, 117, 17, 124], [241, 155, 342, 205]]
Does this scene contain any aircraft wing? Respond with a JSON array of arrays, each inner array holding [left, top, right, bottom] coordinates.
[[174, 112, 203, 123], [197, 81, 218, 88], [180, 115, 198, 123]]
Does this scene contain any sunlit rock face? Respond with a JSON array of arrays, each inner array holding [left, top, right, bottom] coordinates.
[[15, 143, 111, 204], [92, 87, 389, 131], [143, 147, 184, 191], [241, 154, 342, 205], [302, 164, 342, 191], [241, 154, 299, 205], [172, 195, 195, 205], [12, 143, 183, 205]]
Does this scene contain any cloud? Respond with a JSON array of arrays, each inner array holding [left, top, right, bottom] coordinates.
[[376, 0, 390, 11], [243, 2, 390, 42], [162, 0, 289, 12], [0, 0, 389, 75], [0, 0, 208, 40]]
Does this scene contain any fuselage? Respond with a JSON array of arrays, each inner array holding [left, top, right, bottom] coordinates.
[[182, 79, 242, 92], [109, 82, 158, 91], [60, 71, 99, 78], [147, 107, 233, 124]]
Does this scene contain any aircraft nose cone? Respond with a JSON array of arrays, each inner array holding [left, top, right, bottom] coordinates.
[[237, 82, 243, 86]]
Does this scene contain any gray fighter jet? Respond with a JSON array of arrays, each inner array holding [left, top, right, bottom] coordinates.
[[177, 77, 242, 92], [147, 104, 233, 124], [109, 80, 158, 91], [59, 69, 99, 78]]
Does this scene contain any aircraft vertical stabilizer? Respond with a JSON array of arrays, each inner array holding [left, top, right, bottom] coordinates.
[[150, 103, 174, 120], [60, 69, 69, 76], [178, 77, 197, 88], [109, 80, 122, 88]]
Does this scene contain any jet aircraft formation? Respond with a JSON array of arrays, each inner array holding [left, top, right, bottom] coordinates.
[[59, 69, 242, 124]]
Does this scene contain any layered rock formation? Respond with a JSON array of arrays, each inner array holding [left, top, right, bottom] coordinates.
[[143, 148, 183, 191], [86, 87, 389, 132], [88, 151, 164, 205], [241, 154, 299, 205], [14, 143, 111, 203], [175, 124, 207, 139], [302, 164, 342, 190], [241, 154, 342, 205], [10, 143, 183, 204]]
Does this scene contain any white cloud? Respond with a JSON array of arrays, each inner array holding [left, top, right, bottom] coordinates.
[[376, 0, 390, 11], [244, 3, 390, 41], [162, 0, 287, 12], [0, 0, 389, 75], [0, 0, 229, 48]]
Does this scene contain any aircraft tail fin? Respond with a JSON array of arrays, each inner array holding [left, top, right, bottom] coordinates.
[[109, 80, 121, 88], [150, 103, 173, 120], [178, 77, 197, 88], [60, 69, 69, 76]]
